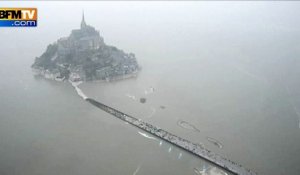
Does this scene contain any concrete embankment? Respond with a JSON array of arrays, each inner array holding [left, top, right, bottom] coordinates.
[[85, 98, 257, 175], [68, 80, 256, 175]]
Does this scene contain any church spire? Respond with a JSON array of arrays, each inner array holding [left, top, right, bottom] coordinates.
[[81, 10, 87, 29]]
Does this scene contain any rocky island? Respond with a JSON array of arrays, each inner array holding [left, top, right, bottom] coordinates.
[[31, 13, 256, 175], [32, 13, 139, 82]]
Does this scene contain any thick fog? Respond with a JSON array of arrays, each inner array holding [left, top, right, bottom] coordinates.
[[0, 1, 300, 175], [1, 1, 300, 86]]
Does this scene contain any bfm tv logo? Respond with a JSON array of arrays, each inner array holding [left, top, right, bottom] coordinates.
[[0, 8, 37, 27]]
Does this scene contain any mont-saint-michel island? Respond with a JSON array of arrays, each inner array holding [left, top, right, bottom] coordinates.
[[32, 13, 139, 82], [31, 14, 256, 175]]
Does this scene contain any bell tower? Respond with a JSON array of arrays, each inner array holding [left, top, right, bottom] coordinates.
[[81, 11, 87, 29]]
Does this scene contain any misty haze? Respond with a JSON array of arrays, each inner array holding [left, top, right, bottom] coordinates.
[[0, 1, 300, 175]]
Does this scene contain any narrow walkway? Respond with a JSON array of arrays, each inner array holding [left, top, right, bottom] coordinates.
[[85, 98, 256, 175]]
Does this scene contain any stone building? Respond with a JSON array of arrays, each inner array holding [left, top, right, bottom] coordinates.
[[57, 12, 104, 56]]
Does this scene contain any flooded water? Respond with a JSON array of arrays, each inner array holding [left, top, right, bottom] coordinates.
[[1, 1, 300, 175], [80, 55, 300, 174], [0, 42, 231, 175]]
